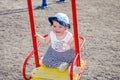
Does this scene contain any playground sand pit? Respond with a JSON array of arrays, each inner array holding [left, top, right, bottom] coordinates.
[[0, 0, 120, 80]]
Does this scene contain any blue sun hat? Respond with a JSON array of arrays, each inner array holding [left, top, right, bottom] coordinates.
[[48, 13, 71, 28]]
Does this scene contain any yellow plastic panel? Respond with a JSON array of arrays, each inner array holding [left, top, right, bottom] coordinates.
[[32, 78, 46, 80], [31, 60, 86, 80], [31, 64, 69, 80]]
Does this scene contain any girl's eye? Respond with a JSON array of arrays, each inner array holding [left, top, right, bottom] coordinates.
[[59, 26, 62, 28], [53, 25, 56, 28]]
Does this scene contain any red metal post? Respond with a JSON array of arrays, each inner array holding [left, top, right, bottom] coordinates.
[[27, 0, 40, 67], [71, 0, 81, 67]]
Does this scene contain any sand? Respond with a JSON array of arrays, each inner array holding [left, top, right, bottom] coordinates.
[[0, 0, 120, 80]]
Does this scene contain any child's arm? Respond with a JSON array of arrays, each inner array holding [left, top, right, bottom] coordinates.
[[68, 37, 75, 49], [36, 33, 50, 44]]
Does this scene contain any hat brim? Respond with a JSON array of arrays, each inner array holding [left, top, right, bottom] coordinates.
[[48, 17, 71, 28]]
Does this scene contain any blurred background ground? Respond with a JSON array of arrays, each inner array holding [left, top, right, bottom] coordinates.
[[0, 0, 120, 80]]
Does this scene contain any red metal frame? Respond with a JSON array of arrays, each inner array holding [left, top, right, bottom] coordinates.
[[22, 50, 34, 80], [70, 36, 86, 80], [71, 0, 80, 67], [27, 0, 40, 67]]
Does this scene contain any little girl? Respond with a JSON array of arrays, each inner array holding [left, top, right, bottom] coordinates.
[[36, 13, 81, 74]]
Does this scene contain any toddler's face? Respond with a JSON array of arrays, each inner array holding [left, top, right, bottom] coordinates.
[[52, 20, 68, 36]]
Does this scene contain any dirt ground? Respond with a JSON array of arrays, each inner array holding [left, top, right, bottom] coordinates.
[[0, 0, 120, 80]]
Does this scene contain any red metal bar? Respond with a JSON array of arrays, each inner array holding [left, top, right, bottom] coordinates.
[[22, 50, 34, 80], [71, 0, 81, 67], [27, 0, 40, 67], [79, 36, 86, 51], [70, 54, 78, 80], [70, 36, 85, 80]]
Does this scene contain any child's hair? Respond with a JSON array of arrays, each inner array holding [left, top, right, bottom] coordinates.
[[48, 13, 71, 29]]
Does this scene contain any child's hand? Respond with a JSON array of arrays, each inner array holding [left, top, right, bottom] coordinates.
[[70, 41, 75, 49], [36, 33, 39, 37]]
